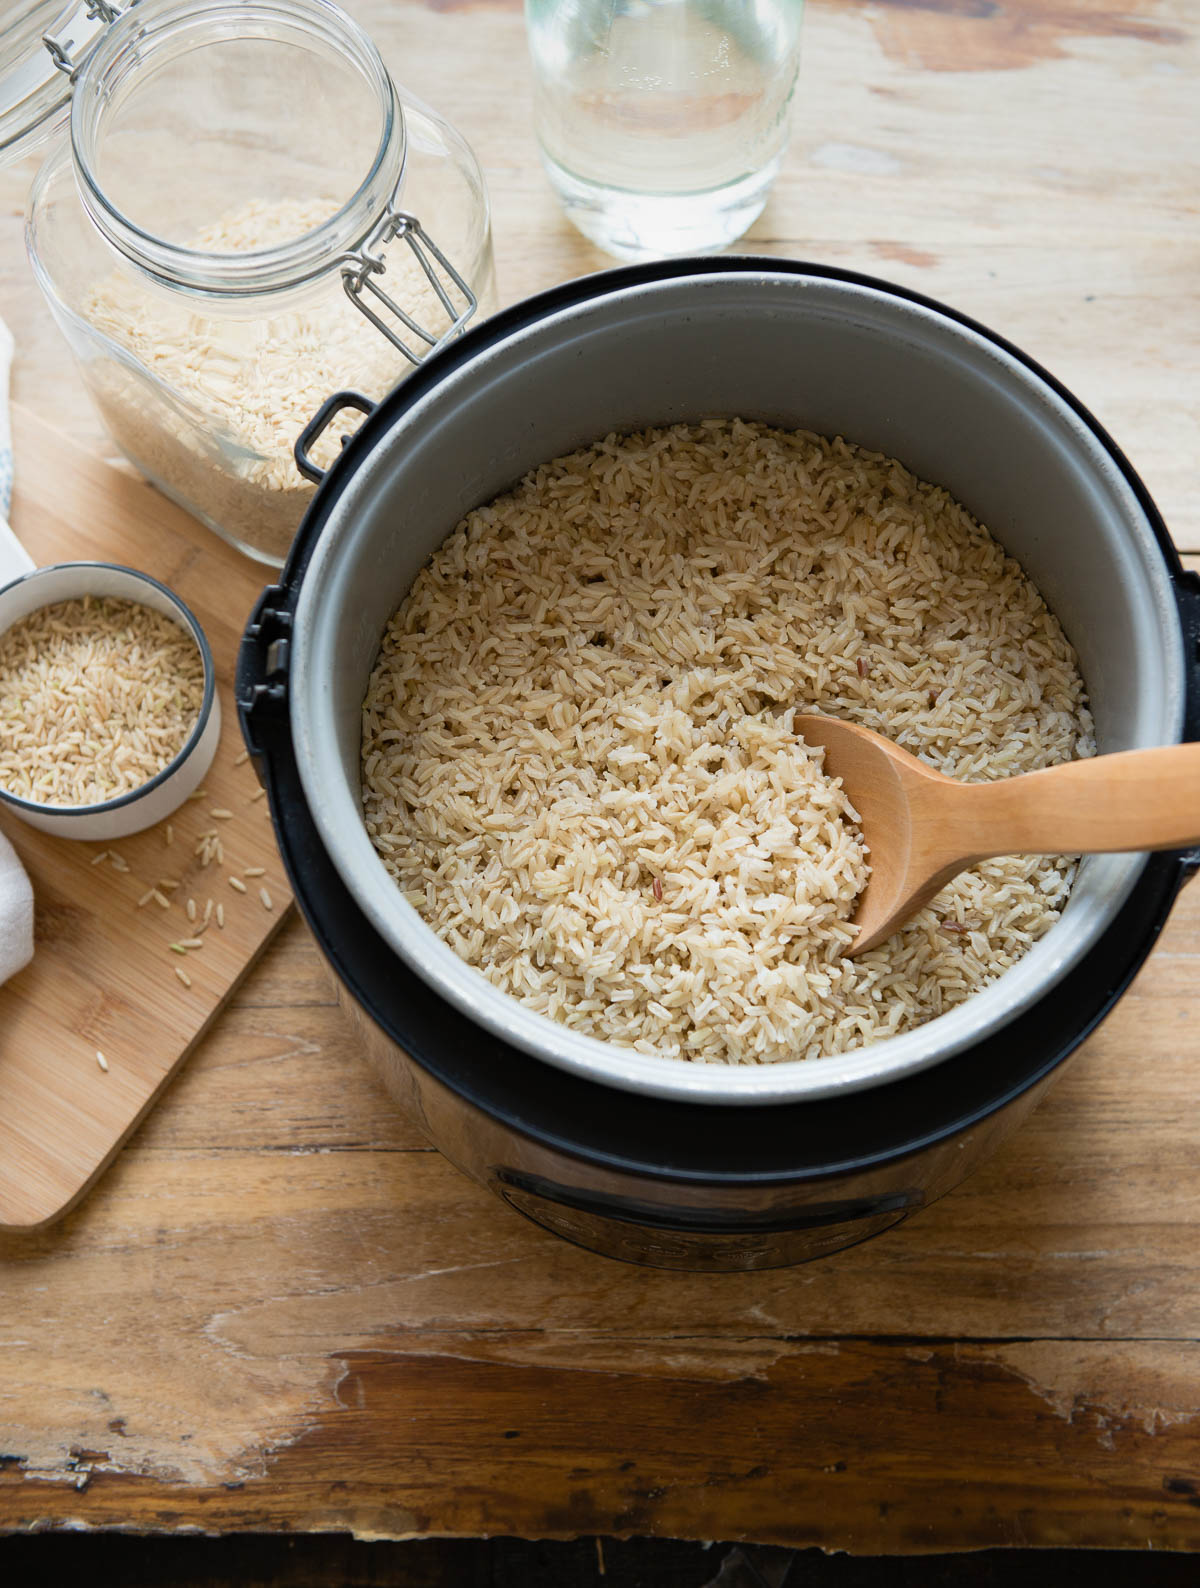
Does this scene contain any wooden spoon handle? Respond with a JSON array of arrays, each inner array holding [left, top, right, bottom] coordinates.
[[949, 743, 1200, 862]]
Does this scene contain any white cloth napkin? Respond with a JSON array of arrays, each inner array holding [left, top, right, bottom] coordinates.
[[0, 319, 36, 985]]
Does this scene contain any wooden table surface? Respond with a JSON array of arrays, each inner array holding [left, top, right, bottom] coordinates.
[[1, 0, 1199, 1555]]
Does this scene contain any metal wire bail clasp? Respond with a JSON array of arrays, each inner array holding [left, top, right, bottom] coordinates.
[[44, 1, 132, 78], [341, 209, 477, 367]]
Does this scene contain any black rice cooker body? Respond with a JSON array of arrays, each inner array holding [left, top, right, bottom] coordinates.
[[239, 258, 1200, 1271]]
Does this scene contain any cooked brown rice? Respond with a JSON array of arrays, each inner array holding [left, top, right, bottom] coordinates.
[[0, 596, 204, 807], [361, 420, 1095, 1065]]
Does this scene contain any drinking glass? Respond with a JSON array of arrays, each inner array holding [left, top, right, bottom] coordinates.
[[525, 0, 803, 261]]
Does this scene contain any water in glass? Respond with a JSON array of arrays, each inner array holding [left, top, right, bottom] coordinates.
[[525, 0, 803, 261]]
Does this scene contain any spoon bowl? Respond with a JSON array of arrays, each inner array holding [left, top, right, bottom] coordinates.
[[796, 716, 1200, 955]]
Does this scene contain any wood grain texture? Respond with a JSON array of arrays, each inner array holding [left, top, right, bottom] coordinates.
[[0, 409, 292, 1231], [0, 0, 1197, 1555]]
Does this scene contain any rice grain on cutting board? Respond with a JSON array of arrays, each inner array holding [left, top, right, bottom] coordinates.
[[0, 596, 204, 807], [83, 198, 462, 561], [361, 420, 1095, 1067]]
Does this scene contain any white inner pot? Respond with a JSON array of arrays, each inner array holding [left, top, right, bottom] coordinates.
[[290, 270, 1185, 1104]]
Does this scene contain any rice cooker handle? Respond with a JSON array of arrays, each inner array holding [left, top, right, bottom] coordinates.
[[294, 391, 377, 485], [493, 1169, 920, 1268], [236, 584, 293, 762], [1179, 567, 1200, 879]]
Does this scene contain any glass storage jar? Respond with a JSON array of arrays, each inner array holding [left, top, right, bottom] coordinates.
[[2, 0, 496, 566]]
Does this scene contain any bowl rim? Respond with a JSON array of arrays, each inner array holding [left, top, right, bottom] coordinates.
[[0, 560, 217, 817]]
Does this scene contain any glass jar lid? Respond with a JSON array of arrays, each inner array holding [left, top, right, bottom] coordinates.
[[70, 0, 408, 295], [0, 1, 117, 163]]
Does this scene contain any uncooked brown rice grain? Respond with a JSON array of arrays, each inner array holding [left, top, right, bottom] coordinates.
[[0, 598, 204, 808]]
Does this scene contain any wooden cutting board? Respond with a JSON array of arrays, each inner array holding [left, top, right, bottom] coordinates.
[[0, 406, 293, 1230]]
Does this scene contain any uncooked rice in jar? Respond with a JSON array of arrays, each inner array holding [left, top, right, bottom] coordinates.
[[83, 198, 465, 562], [361, 420, 1095, 1066], [0, 596, 205, 807]]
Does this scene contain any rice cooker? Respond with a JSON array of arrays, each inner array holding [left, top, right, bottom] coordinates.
[[237, 258, 1200, 1270]]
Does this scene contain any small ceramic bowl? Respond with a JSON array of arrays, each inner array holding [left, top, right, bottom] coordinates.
[[0, 545, 220, 842]]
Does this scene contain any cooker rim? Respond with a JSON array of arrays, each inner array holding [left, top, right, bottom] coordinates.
[[239, 254, 1193, 1156], [279, 257, 1192, 1105]]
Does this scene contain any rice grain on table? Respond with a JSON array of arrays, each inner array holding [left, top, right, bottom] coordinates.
[[0, 597, 203, 808], [361, 420, 1095, 1067]]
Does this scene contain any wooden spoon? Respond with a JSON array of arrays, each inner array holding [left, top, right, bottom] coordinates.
[[795, 716, 1200, 955]]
